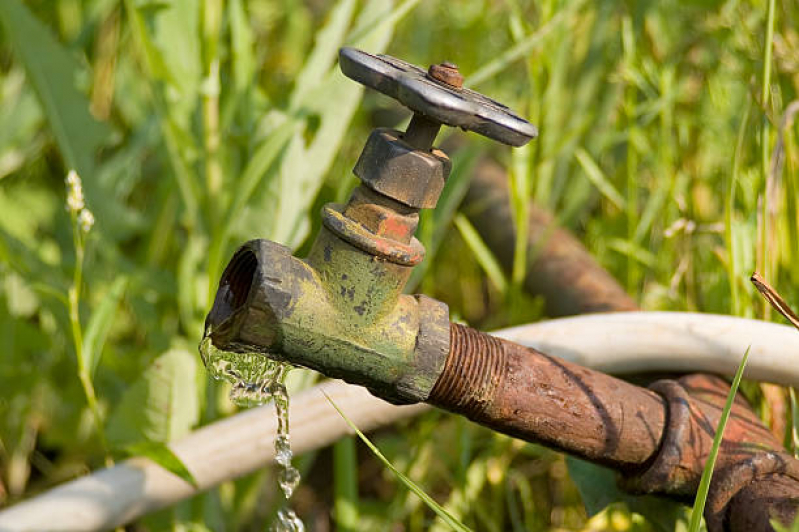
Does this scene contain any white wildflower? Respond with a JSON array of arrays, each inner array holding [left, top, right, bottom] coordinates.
[[65, 170, 85, 213], [78, 209, 95, 233]]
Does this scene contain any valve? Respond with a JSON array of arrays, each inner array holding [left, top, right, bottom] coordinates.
[[205, 48, 537, 404], [339, 47, 537, 209], [339, 47, 537, 149]]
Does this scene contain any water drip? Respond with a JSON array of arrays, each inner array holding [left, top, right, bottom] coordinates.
[[199, 329, 304, 531]]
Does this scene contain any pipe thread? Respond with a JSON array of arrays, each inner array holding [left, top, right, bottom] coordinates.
[[428, 323, 506, 418]]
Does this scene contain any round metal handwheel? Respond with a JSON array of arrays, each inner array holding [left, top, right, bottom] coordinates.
[[339, 47, 538, 148]]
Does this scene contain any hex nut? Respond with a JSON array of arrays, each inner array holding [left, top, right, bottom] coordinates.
[[353, 128, 451, 209], [427, 62, 464, 89]]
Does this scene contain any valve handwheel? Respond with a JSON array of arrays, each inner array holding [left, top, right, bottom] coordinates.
[[339, 47, 538, 150]]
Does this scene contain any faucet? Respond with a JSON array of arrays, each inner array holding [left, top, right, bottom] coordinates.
[[204, 48, 799, 530], [205, 47, 538, 406]]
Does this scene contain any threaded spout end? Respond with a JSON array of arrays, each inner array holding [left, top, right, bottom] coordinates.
[[428, 323, 506, 418]]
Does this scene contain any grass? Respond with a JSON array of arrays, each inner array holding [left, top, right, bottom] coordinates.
[[0, 0, 797, 530], [687, 346, 751, 532]]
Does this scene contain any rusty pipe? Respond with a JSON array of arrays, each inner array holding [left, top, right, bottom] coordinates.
[[462, 158, 637, 316], [430, 322, 667, 471]]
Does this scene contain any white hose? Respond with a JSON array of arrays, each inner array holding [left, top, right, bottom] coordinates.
[[494, 312, 799, 387], [0, 311, 796, 531]]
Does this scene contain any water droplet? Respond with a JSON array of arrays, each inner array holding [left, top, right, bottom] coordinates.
[[271, 508, 305, 532], [199, 327, 304, 530], [279, 465, 301, 498]]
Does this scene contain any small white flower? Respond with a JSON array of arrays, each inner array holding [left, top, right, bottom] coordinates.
[[65, 170, 85, 213], [78, 209, 95, 233]]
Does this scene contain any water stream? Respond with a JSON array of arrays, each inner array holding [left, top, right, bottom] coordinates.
[[200, 329, 304, 531]]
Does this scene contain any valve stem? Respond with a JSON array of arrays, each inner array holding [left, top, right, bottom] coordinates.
[[402, 113, 442, 151]]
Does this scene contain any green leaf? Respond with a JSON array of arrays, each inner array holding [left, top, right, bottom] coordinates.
[[688, 346, 752, 532], [574, 148, 626, 210], [325, 392, 473, 532], [607, 237, 658, 268], [123, 0, 201, 224], [224, 0, 256, 130], [81, 276, 128, 377], [790, 387, 798, 456], [467, 1, 585, 87], [289, 0, 358, 110], [125, 440, 198, 488], [454, 214, 508, 293], [177, 235, 205, 333], [770, 514, 799, 532], [0, 0, 111, 181], [106, 348, 199, 447], [567, 457, 689, 532]]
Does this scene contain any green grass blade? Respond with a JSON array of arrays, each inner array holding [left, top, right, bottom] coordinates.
[[0, 0, 111, 183], [290, 0, 357, 110], [81, 275, 127, 377], [125, 440, 198, 489], [790, 387, 799, 457], [454, 214, 508, 293], [770, 514, 799, 532], [325, 392, 473, 532], [123, 0, 201, 224], [467, 1, 584, 87], [333, 436, 359, 532], [688, 345, 752, 532], [574, 148, 626, 210]]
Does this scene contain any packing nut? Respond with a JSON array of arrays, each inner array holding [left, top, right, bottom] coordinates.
[[353, 128, 451, 209]]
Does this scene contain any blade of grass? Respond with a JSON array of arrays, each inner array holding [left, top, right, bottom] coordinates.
[[324, 392, 473, 532], [123, 0, 201, 225], [271, 0, 421, 248], [125, 441, 198, 489], [0, 0, 111, 182], [467, 0, 585, 87], [82, 275, 127, 378], [688, 345, 752, 532], [333, 436, 359, 532], [790, 387, 799, 458], [454, 214, 508, 293], [289, 0, 357, 110], [510, 143, 531, 289], [574, 148, 626, 210], [757, 0, 777, 306], [726, 98, 752, 317]]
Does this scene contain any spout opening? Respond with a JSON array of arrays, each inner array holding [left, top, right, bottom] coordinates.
[[206, 247, 258, 334], [225, 248, 258, 311]]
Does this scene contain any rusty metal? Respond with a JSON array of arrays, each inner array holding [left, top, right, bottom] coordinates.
[[622, 374, 799, 530], [463, 158, 637, 316], [427, 325, 799, 529], [427, 61, 464, 89], [727, 473, 799, 530], [353, 128, 451, 207], [430, 323, 668, 470], [622, 375, 783, 497]]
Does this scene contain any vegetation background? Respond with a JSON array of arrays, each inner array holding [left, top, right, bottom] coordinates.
[[0, 0, 797, 530]]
